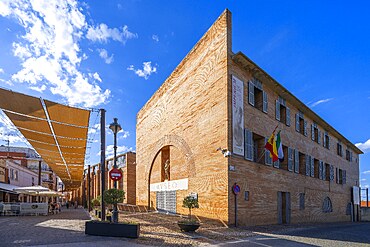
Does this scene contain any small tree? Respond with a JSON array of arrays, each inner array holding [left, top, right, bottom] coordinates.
[[91, 196, 101, 209], [182, 195, 199, 220], [103, 188, 125, 206]]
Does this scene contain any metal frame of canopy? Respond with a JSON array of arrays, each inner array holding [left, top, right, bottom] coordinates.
[[0, 88, 91, 190]]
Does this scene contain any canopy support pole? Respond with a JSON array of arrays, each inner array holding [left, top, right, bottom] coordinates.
[[100, 109, 106, 221]]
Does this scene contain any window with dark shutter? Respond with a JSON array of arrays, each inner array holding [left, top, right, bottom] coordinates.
[[276, 100, 280, 121], [336, 168, 339, 184], [323, 131, 330, 149], [318, 161, 323, 180], [294, 149, 299, 173], [304, 120, 308, 136], [288, 147, 293, 172], [337, 142, 343, 157], [286, 107, 291, 126], [295, 113, 300, 132], [248, 81, 255, 106], [310, 156, 314, 177], [262, 91, 268, 113], [248, 78, 266, 113], [305, 155, 310, 176], [342, 170, 346, 184], [244, 129, 253, 161], [329, 165, 334, 181], [322, 161, 326, 180]]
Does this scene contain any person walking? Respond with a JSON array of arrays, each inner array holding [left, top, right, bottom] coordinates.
[[66, 201, 69, 209]]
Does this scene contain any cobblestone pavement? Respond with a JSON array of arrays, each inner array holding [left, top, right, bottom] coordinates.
[[0, 208, 144, 247], [1, 208, 370, 247]]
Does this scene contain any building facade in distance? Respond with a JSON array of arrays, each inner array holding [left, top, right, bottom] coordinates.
[[136, 10, 362, 226]]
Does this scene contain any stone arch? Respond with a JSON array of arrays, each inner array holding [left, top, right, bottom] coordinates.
[[146, 134, 195, 208]]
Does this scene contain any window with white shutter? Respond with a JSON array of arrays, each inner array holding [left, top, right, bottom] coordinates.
[[273, 160, 280, 168]]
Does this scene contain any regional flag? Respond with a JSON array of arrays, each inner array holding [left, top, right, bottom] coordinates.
[[265, 132, 278, 162], [276, 131, 284, 162]]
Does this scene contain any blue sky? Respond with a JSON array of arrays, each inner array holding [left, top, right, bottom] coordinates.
[[0, 1, 369, 189]]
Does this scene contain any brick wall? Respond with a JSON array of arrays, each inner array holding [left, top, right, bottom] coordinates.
[[136, 10, 231, 222]]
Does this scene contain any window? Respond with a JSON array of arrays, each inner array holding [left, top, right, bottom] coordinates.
[[248, 78, 267, 113], [299, 152, 306, 174], [276, 96, 291, 126], [252, 133, 265, 165], [311, 123, 321, 144], [14, 170, 18, 181], [244, 191, 250, 201], [322, 197, 333, 213], [323, 131, 330, 149], [294, 149, 299, 173], [244, 129, 265, 164], [295, 111, 307, 136], [304, 155, 314, 177], [328, 164, 335, 181], [318, 160, 326, 180], [10, 169, 14, 180], [337, 142, 343, 157], [336, 168, 346, 184], [346, 149, 353, 162]]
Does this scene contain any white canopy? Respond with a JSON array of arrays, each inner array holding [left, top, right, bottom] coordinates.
[[13, 185, 50, 194]]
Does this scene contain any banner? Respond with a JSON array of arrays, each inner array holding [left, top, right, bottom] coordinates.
[[150, 178, 188, 192], [232, 75, 244, 156]]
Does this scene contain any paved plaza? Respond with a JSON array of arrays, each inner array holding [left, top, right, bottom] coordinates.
[[1, 208, 370, 246]]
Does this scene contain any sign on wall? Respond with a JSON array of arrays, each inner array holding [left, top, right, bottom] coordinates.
[[150, 178, 188, 192], [353, 186, 360, 205], [232, 75, 244, 156]]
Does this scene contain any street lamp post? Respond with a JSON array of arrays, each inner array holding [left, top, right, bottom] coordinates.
[[109, 117, 122, 223]]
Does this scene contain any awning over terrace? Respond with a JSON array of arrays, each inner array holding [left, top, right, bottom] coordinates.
[[0, 89, 90, 190]]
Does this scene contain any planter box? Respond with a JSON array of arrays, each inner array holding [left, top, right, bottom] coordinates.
[[85, 221, 140, 238], [178, 221, 200, 232]]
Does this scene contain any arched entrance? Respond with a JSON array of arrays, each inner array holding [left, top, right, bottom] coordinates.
[[146, 134, 195, 209]]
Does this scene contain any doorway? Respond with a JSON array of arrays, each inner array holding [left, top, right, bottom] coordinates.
[[277, 191, 291, 224]]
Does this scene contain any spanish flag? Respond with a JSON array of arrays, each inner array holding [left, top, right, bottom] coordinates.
[[265, 132, 278, 162]]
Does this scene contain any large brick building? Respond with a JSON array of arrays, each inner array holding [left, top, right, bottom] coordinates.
[[136, 10, 362, 226]]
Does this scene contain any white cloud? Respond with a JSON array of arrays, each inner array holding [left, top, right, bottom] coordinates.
[[356, 139, 370, 153], [0, 68, 4, 74], [362, 178, 367, 181], [363, 171, 370, 174], [97, 48, 114, 64], [86, 23, 137, 44], [0, 111, 27, 144], [97, 144, 133, 158], [0, 0, 111, 107], [127, 61, 157, 80], [152, 34, 159, 42], [118, 130, 129, 139], [309, 98, 334, 108], [29, 84, 47, 93]]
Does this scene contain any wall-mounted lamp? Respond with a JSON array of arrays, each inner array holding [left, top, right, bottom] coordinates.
[[216, 147, 231, 157]]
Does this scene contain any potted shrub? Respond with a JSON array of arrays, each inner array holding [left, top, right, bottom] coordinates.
[[85, 188, 140, 238], [103, 188, 125, 223], [178, 195, 200, 232], [91, 196, 101, 215]]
